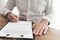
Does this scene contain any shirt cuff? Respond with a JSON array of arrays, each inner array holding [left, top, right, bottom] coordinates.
[[42, 16, 51, 23], [3, 8, 11, 16]]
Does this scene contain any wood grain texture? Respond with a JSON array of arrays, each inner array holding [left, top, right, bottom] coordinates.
[[35, 28, 60, 40], [0, 14, 8, 30], [0, 14, 60, 40]]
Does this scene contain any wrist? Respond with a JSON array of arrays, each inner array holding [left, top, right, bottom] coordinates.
[[40, 19, 50, 25], [6, 12, 12, 18]]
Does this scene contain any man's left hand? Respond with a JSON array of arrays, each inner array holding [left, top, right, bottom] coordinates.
[[33, 19, 49, 36]]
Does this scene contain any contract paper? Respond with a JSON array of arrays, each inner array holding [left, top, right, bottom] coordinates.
[[0, 21, 33, 39]]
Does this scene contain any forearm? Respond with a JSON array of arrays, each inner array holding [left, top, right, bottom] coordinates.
[[2, 0, 15, 16]]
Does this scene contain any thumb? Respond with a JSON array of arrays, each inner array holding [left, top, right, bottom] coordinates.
[[32, 24, 36, 28]]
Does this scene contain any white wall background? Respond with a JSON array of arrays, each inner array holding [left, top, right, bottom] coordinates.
[[0, 0, 60, 30], [49, 0, 60, 30]]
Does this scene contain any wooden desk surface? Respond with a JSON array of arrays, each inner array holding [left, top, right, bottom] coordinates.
[[0, 14, 60, 40]]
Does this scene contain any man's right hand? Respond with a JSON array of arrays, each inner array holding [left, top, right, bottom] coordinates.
[[7, 12, 19, 22]]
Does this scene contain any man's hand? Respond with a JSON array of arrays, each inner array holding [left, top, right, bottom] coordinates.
[[7, 12, 19, 22], [33, 19, 49, 36]]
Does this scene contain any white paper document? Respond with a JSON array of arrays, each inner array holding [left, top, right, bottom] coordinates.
[[0, 21, 33, 39]]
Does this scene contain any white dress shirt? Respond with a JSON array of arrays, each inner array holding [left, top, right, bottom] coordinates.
[[3, 0, 53, 23]]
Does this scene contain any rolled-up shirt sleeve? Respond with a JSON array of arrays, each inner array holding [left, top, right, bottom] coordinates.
[[42, 0, 54, 23], [3, 0, 15, 16]]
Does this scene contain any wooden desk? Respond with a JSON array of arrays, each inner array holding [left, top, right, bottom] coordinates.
[[0, 14, 60, 40]]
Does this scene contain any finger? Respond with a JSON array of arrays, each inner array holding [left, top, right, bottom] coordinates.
[[43, 26, 48, 34], [35, 26, 42, 35], [11, 14, 19, 21], [9, 14, 17, 20], [33, 27, 37, 35], [14, 15, 19, 19], [14, 16, 19, 21], [9, 14, 19, 22], [33, 24, 40, 35], [33, 25, 38, 35], [32, 24, 36, 28], [7, 13, 19, 22], [39, 27, 44, 35]]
